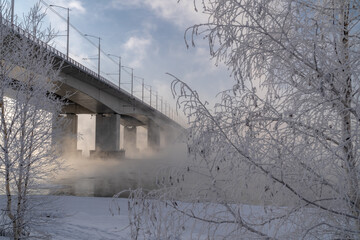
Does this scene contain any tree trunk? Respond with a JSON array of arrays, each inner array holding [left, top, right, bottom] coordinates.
[[340, 1, 360, 235]]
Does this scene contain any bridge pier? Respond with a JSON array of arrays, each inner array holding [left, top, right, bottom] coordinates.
[[162, 127, 176, 146], [124, 125, 137, 152], [66, 114, 78, 152], [53, 113, 79, 155], [90, 113, 124, 158], [148, 120, 160, 151]]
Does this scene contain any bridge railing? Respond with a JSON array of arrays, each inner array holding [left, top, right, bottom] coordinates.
[[1, 18, 180, 124]]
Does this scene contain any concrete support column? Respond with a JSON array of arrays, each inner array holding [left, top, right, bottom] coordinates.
[[124, 126, 137, 152], [53, 113, 78, 154], [66, 114, 78, 151], [161, 129, 171, 147], [161, 126, 181, 147], [95, 114, 120, 151], [148, 120, 160, 150], [91, 113, 124, 158]]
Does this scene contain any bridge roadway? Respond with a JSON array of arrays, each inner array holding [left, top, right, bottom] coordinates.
[[8, 22, 184, 158]]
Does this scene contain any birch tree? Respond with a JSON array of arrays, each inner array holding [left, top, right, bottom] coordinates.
[[124, 0, 360, 239], [0, 2, 65, 239]]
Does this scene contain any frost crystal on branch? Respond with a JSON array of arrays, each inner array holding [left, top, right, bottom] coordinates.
[[0, 2, 65, 239], [123, 0, 360, 239]]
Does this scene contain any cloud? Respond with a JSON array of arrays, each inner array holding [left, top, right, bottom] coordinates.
[[40, 0, 86, 37], [68, 1, 86, 14], [41, 0, 87, 57], [45, 0, 86, 15], [122, 36, 152, 68], [110, 0, 207, 28]]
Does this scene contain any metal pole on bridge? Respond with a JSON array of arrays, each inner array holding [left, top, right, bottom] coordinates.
[[142, 78, 144, 102], [66, 8, 69, 59], [84, 34, 101, 78], [150, 86, 152, 107], [156, 92, 158, 110], [121, 65, 134, 95], [50, 5, 70, 60], [11, 0, 14, 25], [161, 97, 163, 113], [98, 37, 101, 78], [107, 54, 121, 89], [119, 57, 121, 89], [131, 68, 134, 96]]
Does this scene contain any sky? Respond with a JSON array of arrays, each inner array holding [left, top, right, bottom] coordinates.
[[13, 0, 234, 121]]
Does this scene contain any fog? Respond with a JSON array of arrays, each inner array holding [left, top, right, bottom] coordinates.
[[53, 115, 188, 197], [52, 115, 283, 206]]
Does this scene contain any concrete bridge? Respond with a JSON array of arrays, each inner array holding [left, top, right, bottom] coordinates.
[[55, 56, 184, 158], [8, 22, 184, 158]]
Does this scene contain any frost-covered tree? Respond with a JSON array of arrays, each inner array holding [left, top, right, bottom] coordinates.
[[124, 0, 360, 239], [0, 1, 65, 239]]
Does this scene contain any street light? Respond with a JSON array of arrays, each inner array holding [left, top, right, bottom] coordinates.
[[84, 34, 101, 78], [122, 66, 134, 95], [161, 97, 163, 112], [107, 54, 121, 89], [49, 5, 70, 60], [156, 91, 158, 110], [134, 76, 144, 101], [142, 78, 144, 101], [150, 86, 152, 107], [11, 0, 14, 25]]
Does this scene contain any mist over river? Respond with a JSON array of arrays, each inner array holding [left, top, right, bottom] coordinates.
[[52, 116, 277, 205], [51, 115, 188, 197], [53, 144, 188, 197]]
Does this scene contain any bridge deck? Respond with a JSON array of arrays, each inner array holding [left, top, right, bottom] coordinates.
[[4, 20, 182, 130]]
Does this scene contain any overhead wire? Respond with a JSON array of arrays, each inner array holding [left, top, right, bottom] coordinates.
[[40, 0, 120, 83], [40, 0, 118, 66], [39, 0, 176, 120]]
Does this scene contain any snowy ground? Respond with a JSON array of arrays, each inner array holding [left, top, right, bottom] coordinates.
[[0, 194, 311, 239], [0, 196, 132, 240], [45, 196, 131, 240], [0, 145, 291, 239]]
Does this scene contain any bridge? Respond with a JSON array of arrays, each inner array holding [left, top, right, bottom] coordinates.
[[7, 21, 184, 158]]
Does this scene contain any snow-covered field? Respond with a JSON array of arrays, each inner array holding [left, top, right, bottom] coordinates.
[[0, 194, 321, 239], [44, 196, 130, 240], [0, 196, 131, 240]]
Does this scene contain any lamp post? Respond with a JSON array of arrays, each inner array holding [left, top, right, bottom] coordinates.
[[134, 76, 144, 101], [142, 78, 144, 101], [161, 97, 163, 113], [84, 34, 101, 78], [122, 66, 134, 95], [156, 92, 158, 110], [107, 54, 121, 89], [11, 0, 14, 25], [49, 5, 70, 60], [150, 86, 152, 107]]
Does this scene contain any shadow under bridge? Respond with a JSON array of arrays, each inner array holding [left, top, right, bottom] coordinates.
[[54, 57, 184, 158]]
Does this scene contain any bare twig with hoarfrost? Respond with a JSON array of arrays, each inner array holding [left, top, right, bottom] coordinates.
[[0, 1, 66, 239], [121, 0, 360, 239]]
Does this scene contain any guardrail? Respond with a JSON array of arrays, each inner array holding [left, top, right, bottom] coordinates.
[[2, 18, 180, 124]]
